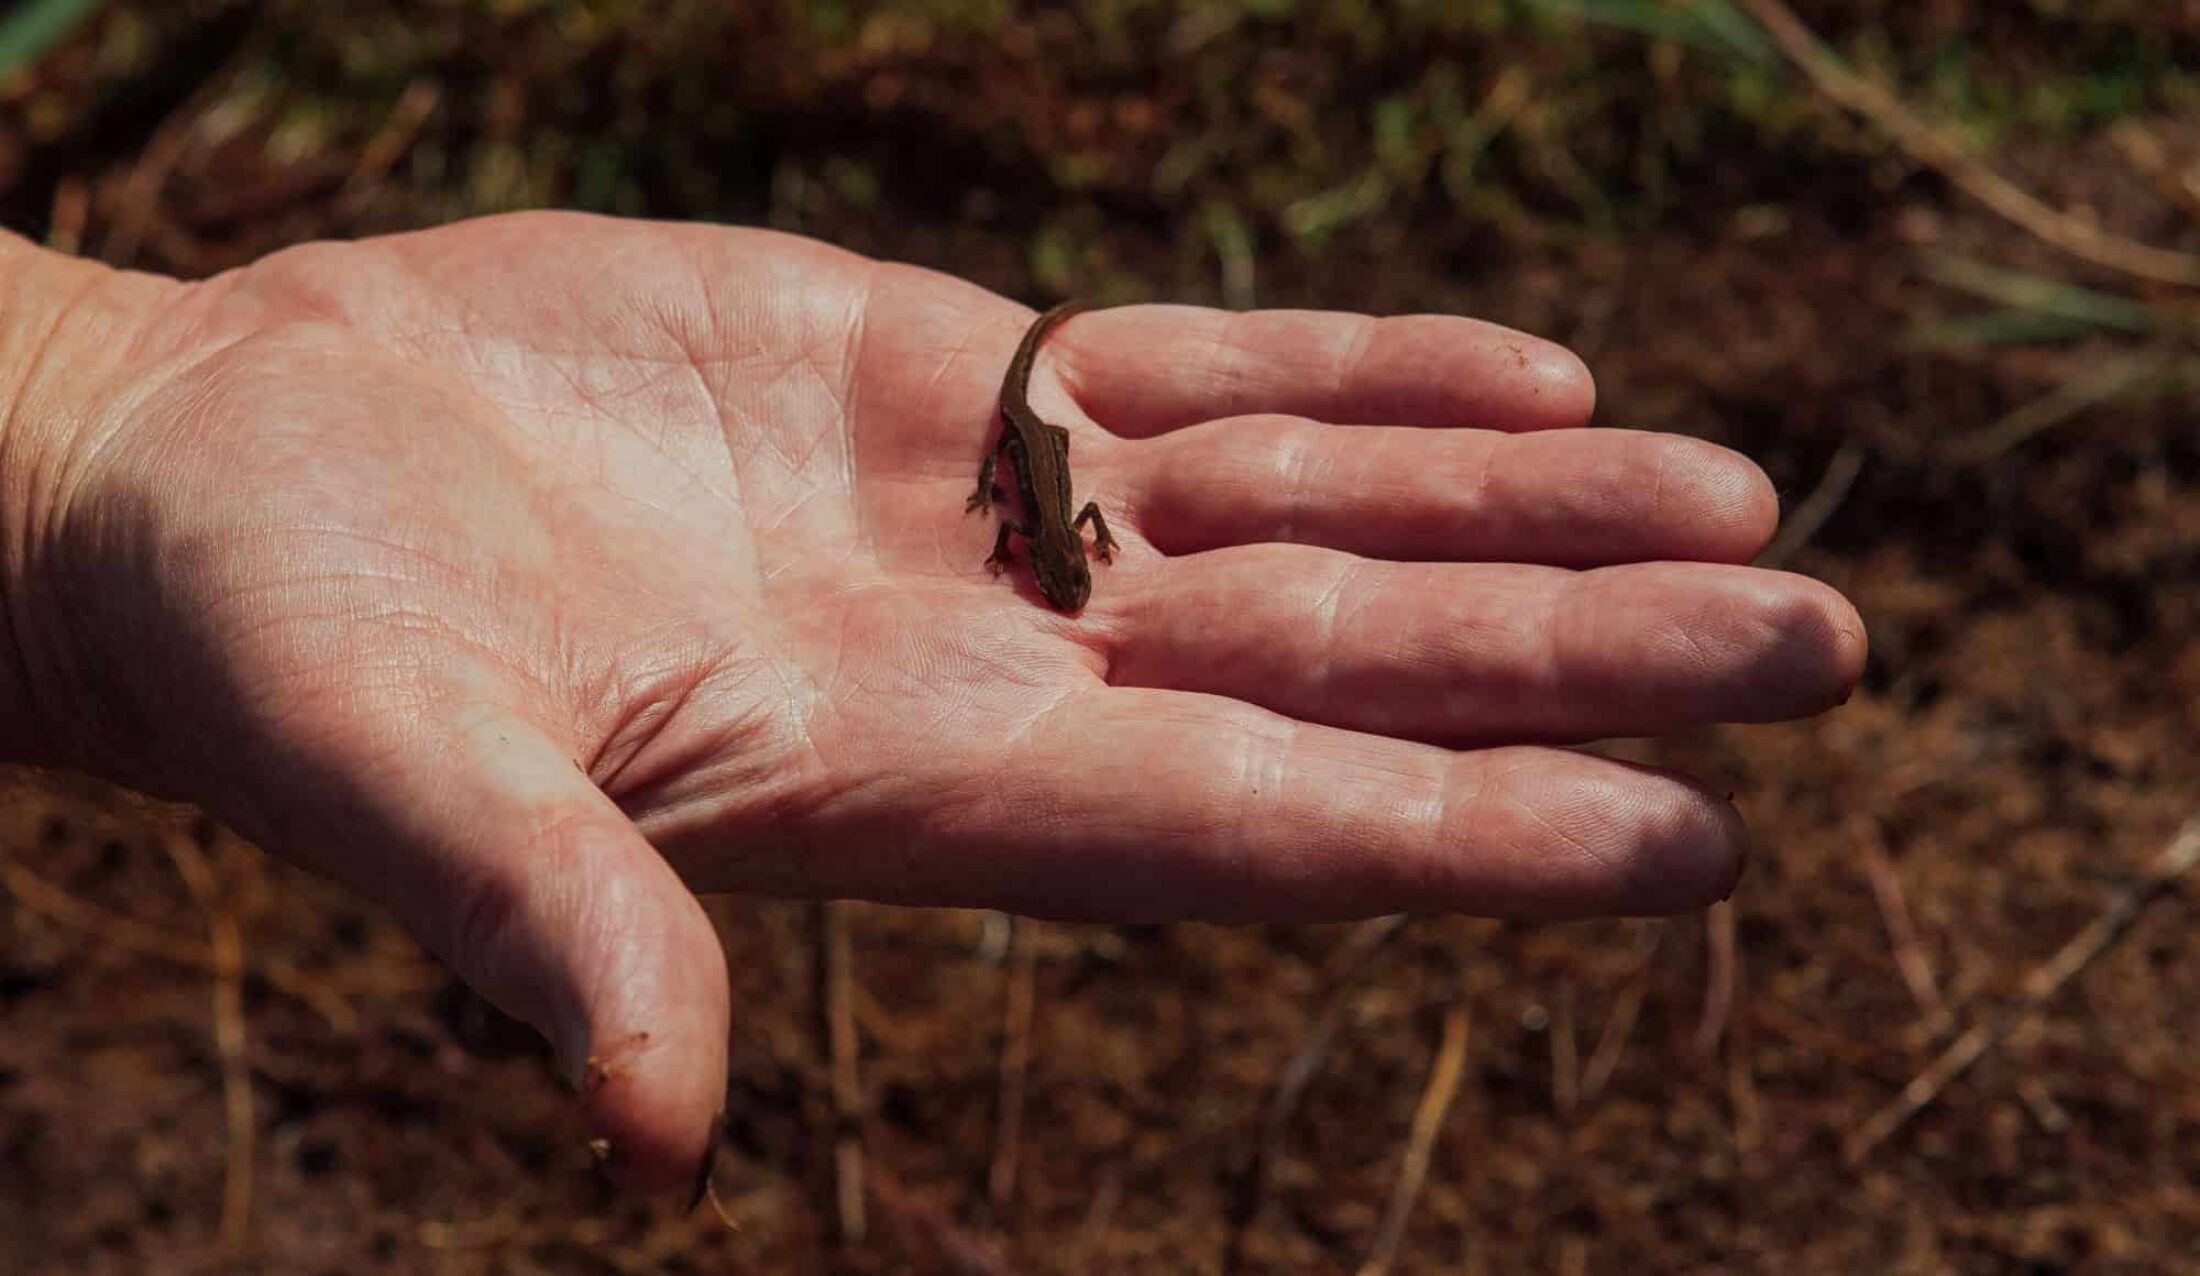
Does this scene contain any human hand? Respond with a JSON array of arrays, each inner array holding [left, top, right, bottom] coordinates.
[[0, 213, 1863, 1191]]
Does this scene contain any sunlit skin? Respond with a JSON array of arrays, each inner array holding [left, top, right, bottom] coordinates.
[[0, 212, 1865, 1192]]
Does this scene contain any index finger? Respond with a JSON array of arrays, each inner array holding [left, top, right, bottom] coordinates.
[[1050, 305, 1597, 437]]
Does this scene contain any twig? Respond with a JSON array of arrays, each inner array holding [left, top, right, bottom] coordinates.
[[1581, 920, 1664, 1101], [46, 177, 88, 255], [1844, 814, 2200, 1163], [161, 827, 253, 1253], [1693, 900, 1738, 1060], [1758, 441, 1866, 570], [1852, 816, 1954, 1036], [699, 1169, 744, 1234], [1738, 0, 2200, 289], [341, 79, 443, 205], [1204, 201, 1258, 311], [1355, 1003, 1471, 1276], [1557, 1235, 1592, 1276], [975, 910, 1013, 964], [1550, 982, 1578, 1118], [988, 916, 1039, 1212], [1, 861, 357, 1032], [819, 902, 866, 1243], [1729, 1012, 1763, 1160], [2014, 1076, 2071, 1135], [97, 48, 245, 268], [2107, 121, 2200, 224], [1226, 915, 1407, 1273], [418, 1191, 741, 1272], [1943, 351, 2175, 465], [1068, 1166, 1123, 1270], [870, 1163, 1020, 1276]]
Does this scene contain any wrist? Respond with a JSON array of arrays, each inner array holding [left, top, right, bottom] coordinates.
[[0, 232, 184, 768]]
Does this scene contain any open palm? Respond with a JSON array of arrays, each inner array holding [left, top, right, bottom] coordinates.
[[33, 212, 1861, 1189]]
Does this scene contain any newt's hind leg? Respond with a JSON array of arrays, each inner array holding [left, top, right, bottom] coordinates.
[[984, 521, 1029, 575]]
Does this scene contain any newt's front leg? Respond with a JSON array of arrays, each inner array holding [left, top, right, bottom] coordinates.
[[966, 446, 1008, 514], [1074, 502, 1119, 563]]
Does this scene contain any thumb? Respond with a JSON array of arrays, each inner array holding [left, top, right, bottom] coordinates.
[[256, 704, 731, 1196]]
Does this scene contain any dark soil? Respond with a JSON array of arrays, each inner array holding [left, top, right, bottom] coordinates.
[[3, 4, 2199, 1273]]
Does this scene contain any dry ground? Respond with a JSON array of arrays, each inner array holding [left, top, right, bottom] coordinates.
[[3, 3, 2199, 1272]]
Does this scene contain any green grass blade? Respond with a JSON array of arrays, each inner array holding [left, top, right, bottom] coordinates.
[[1909, 310, 2110, 349], [1945, 350, 2175, 462], [1922, 254, 2158, 336], [1527, 0, 1776, 67], [0, 0, 105, 80]]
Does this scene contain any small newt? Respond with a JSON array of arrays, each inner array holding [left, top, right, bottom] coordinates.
[[968, 301, 1118, 612]]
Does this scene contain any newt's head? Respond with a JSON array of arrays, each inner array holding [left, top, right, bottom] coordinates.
[[1032, 543, 1092, 613]]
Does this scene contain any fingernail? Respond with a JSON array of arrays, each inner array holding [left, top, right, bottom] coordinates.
[[689, 1112, 725, 1213], [556, 1025, 592, 1091], [1725, 837, 1751, 900]]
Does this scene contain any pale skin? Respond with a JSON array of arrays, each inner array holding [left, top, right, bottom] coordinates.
[[0, 212, 1865, 1194]]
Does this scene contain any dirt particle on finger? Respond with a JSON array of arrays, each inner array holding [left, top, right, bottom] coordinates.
[[582, 1031, 654, 1094]]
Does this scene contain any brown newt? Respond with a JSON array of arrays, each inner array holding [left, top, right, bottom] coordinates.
[[967, 301, 1118, 612]]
